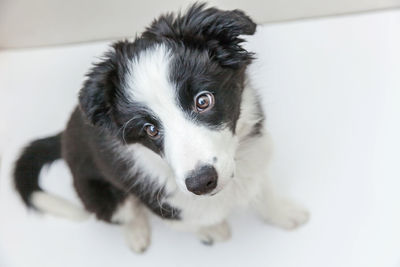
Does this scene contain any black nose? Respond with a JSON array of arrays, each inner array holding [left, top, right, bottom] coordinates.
[[185, 165, 218, 195]]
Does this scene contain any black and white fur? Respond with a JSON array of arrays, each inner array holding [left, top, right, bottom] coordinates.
[[14, 3, 309, 252]]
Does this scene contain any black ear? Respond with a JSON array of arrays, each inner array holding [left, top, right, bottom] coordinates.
[[181, 3, 256, 39], [78, 42, 131, 132], [144, 3, 257, 69], [78, 60, 113, 129]]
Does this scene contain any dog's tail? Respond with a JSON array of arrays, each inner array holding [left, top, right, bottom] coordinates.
[[14, 133, 89, 221]]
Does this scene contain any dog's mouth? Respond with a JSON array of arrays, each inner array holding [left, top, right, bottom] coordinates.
[[210, 189, 222, 196], [208, 173, 235, 196], [208, 177, 233, 196]]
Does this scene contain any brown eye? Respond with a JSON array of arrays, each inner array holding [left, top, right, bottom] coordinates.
[[195, 91, 214, 113], [144, 124, 160, 139]]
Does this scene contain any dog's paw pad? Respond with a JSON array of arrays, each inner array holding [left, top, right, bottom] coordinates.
[[197, 220, 231, 245], [200, 237, 214, 246], [262, 199, 310, 230]]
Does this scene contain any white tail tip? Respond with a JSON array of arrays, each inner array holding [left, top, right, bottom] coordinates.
[[30, 191, 90, 221]]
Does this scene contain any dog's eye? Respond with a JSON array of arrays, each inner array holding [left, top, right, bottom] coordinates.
[[144, 123, 160, 139], [195, 91, 214, 113]]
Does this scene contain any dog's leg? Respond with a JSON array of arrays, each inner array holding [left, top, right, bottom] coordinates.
[[242, 134, 309, 230], [74, 178, 151, 253], [196, 220, 231, 245], [113, 196, 151, 253], [74, 177, 127, 222], [251, 181, 310, 230]]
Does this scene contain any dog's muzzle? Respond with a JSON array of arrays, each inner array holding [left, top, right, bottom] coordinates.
[[184, 165, 218, 195]]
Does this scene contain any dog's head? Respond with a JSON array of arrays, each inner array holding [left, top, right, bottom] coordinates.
[[79, 3, 256, 196]]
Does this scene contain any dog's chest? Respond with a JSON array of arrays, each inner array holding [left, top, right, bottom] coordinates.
[[165, 181, 255, 230]]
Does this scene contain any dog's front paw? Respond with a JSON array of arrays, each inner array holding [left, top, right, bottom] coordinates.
[[124, 219, 151, 253], [197, 220, 231, 245], [260, 198, 310, 230]]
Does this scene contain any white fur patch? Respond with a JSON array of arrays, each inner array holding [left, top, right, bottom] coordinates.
[[255, 197, 310, 230], [129, 143, 178, 193], [111, 195, 148, 224], [111, 196, 151, 253], [111, 196, 137, 224], [123, 211, 151, 253], [31, 191, 90, 221]]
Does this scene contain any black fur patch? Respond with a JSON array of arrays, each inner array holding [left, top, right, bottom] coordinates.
[[143, 3, 256, 69], [64, 109, 180, 221], [170, 47, 246, 132]]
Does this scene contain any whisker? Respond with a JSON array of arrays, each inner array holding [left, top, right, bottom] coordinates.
[[120, 117, 136, 145]]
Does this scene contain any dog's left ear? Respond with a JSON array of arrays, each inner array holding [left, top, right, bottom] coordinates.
[[144, 3, 257, 69]]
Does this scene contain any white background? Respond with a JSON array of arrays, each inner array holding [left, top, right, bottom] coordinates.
[[2, 0, 399, 48], [1, 10, 400, 267]]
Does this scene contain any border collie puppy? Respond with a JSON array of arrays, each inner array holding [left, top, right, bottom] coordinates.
[[14, 3, 309, 252]]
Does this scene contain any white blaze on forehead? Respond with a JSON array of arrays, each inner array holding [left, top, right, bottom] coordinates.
[[127, 44, 175, 116], [126, 44, 237, 191]]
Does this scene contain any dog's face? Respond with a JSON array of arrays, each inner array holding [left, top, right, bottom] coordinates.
[[79, 4, 256, 196]]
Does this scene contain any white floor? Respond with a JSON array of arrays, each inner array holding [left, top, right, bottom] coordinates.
[[1, 10, 400, 267]]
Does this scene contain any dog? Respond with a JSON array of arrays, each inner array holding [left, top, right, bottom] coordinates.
[[14, 3, 309, 253]]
